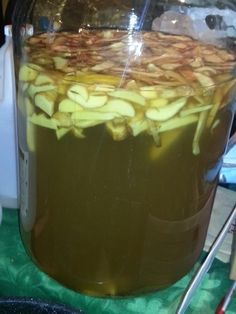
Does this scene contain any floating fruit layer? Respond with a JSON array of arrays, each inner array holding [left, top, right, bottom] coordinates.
[[19, 30, 236, 154]]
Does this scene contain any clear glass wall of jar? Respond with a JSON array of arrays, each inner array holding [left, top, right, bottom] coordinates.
[[13, 0, 236, 296]]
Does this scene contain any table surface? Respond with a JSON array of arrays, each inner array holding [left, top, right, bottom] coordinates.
[[0, 208, 235, 314]]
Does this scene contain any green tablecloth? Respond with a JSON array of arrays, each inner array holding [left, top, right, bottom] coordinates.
[[0, 208, 235, 314]]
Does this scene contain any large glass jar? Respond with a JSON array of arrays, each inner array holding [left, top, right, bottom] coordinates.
[[13, 0, 236, 296]]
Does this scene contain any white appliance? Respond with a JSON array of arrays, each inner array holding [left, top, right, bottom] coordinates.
[[0, 25, 19, 217]]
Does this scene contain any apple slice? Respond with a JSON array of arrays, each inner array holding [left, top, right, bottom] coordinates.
[[180, 104, 212, 117], [35, 74, 54, 85], [71, 111, 118, 121], [19, 64, 39, 82], [192, 111, 208, 155], [106, 122, 128, 141], [53, 112, 72, 127], [56, 127, 71, 140], [140, 90, 158, 99], [108, 90, 146, 106], [27, 84, 56, 98], [98, 99, 135, 117], [91, 61, 114, 72], [193, 72, 214, 87], [93, 84, 115, 92], [86, 93, 108, 108], [35, 91, 57, 116], [149, 98, 168, 108], [53, 56, 68, 70], [29, 114, 58, 129], [158, 115, 198, 133], [72, 127, 85, 138], [27, 120, 35, 152], [129, 119, 148, 136], [146, 97, 188, 121], [67, 85, 89, 106], [59, 99, 83, 112], [19, 63, 42, 82]]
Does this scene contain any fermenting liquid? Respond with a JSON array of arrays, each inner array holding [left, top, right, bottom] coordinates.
[[18, 30, 236, 295]]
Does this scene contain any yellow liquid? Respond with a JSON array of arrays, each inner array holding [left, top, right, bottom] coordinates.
[[26, 110, 230, 295]]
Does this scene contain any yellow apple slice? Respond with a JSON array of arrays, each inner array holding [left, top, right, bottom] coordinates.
[[86, 93, 108, 108], [56, 127, 71, 140], [192, 111, 208, 155], [67, 85, 89, 106], [140, 90, 158, 99], [35, 74, 54, 85], [29, 114, 58, 130], [53, 56, 68, 70], [93, 84, 115, 92], [59, 99, 83, 112], [35, 91, 57, 116], [71, 111, 118, 121], [106, 122, 128, 141], [108, 90, 146, 106], [180, 104, 212, 117], [129, 119, 148, 136], [91, 61, 114, 72], [53, 112, 72, 127], [98, 99, 135, 117], [27, 84, 56, 98], [27, 120, 35, 152], [146, 97, 188, 121], [19, 63, 41, 82], [150, 98, 168, 108], [158, 114, 198, 133], [72, 127, 85, 138], [193, 72, 214, 87]]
